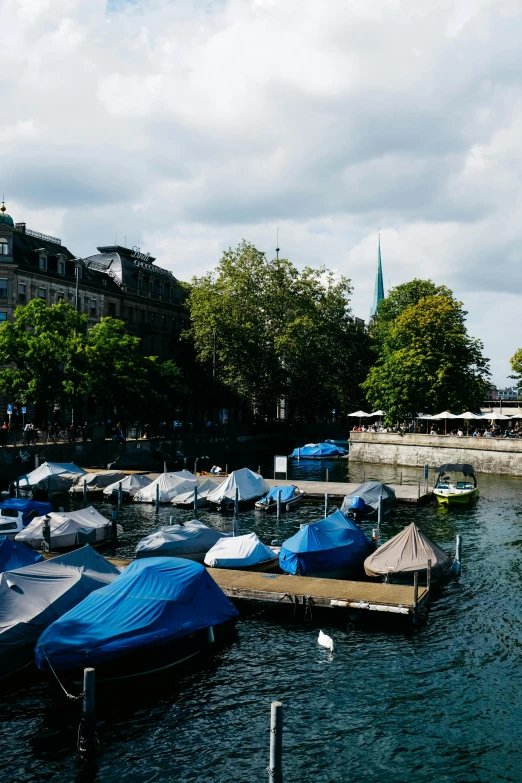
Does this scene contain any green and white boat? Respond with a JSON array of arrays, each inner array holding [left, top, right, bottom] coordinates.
[[433, 463, 479, 506]]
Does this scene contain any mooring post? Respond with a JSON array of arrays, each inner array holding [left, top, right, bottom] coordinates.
[[35, 455, 39, 470], [234, 487, 239, 517], [456, 534, 462, 565], [326, 468, 329, 482], [232, 517, 238, 536], [413, 571, 419, 622], [194, 485, 198, 514], [324, 492, 329, 518], [377, 494, 383, 528], [169, 515, 175, 526], [59, 506, 64, 512], [42, 515, 51, 552], [118, 481, 123, 507], [155, 483, 160, 509], [78, 667, 96, 759], [427, 558, 432, 604], [15, 477, 19, 499], [277, 489, 282, 519], [400, 470, 402, 486], [268, 701, 283, 783], [83, 478, 87, 504], [297, 448, 300, 460], [48, 473, 53, 500], [258, 464, 261, 475], [417, 479, 420, 499], [372, 528, 378, 550], [111, 510, 118, 544], [225, 463, 228, 475], [163, 460, 167, 473]]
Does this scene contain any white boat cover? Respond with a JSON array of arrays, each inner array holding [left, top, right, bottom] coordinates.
[[18, 462, 86, 490], [204, 532, 276, 568], [206, 468, 270, 504], [136, 520, 228, 559], [133, 470, 198, 503], [364, 522, 452, 580], [69, 471, 125, 493], [0, 545, 119, 677], [15, 506, 122, 551], [103, 473, 152, 497], [171, 478, 219, 506]]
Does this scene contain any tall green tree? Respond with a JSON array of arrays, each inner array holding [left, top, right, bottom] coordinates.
[[509, 349, 522, 393], [363, 290, 490, 421]]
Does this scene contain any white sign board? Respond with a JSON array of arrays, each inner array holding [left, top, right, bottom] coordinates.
[[274, 455, 288, 477]]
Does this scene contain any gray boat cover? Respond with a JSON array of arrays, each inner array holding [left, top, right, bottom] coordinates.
[[17, 462, 86, 491], [69, 471, 126, 493], [103, 473, 152, 496], [133, 470, 198, 503], [206, 468, 270, 504], [136, 520, 228, 559], [204, 532, 277, 568], [15, 506, 122, 550], [341, 481, 396, 518], [171, 478, 219, 506], [0, 545, 119, 677], [364, 522, 452, 580]]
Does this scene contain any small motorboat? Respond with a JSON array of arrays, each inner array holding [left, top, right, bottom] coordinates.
[[103, 473, 152, 501], [0, 546, 119, 679], [0, 536, 43, 573], [15, 507, 123, 551], [290, 442, 348, 459], [0, 498, 52, 538], [433, 464, 478, 506], [69, 471, 125, 495], [279, 509, 371, 579], [255, 485, 304, 513], [171, 478, 219, 508], [35, 557, 239, 682], [133, 470, 198, 504], [206, 468, 270, 512], [136, 520, 228, 562], [204, 532, 280, 571], [341, 481, 396, 520], [364, 522, 455, 585]]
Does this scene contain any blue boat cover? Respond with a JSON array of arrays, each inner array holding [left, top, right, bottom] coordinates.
[[35, 557, 239, 671], [279, 509, 371, 575], [0, 537, 43, 572], [291, 442, 347, 457], [262, 485, 296, 503], [0, 499, 52, 526]]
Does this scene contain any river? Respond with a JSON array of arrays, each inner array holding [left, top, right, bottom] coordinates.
[[1, 460, 521, 782]]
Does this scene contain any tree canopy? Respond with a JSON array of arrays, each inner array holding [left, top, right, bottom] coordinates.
[[187, 240, 371, 421], [510, 349, 522, 393], [363, 284, 490, 421]]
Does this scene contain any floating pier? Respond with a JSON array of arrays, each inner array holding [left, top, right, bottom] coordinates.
[[206, 568, 429, 618]]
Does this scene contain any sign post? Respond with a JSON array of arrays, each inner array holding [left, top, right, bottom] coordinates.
[[6, 404, 12, 430], [21, 406, 26, 427], [274, 455, 288, 480]]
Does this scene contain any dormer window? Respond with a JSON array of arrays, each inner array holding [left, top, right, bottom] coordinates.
[[57, 257, 66, 275], [0, 238, 9, 256], [39, 254, 47, 271]]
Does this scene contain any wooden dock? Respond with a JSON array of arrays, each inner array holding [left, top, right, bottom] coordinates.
[[206, 568, 429, 618]]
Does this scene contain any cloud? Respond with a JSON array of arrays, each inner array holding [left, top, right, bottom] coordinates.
[[1, 0, 522, 384]]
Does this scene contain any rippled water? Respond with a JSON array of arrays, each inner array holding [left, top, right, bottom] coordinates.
[[1, 462, 522, 782]]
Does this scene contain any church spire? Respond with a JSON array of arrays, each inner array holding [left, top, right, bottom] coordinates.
[[370, 233, 385, 320]]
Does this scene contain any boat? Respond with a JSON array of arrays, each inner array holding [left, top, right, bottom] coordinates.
[[102, 473, 152, 500], [279, 509, 371, 578], [341, 481, 396, 520], [255, 485, 304, 513], [0, 498, 52, 538], [15, 506, 123, 551], [133, 470, 198, 504], [290, 442, 348, 459], [204, 533, 279, 571], [433, 464, 478, 505], [364, 522, 454, 585], [0, 537, 44, 572], [69, 470, 126, 495], [35, 557, 239, 682], [171, 478, 219, 508], [206, 468, 270, 511], [136, 520, 228, 562], [17, 462, 86, 496], [0, 545, 119, 679]]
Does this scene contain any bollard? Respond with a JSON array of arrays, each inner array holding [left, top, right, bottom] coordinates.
[[111, 510, 118, 544], [225, 463, 228, 475], [155, 483, 160, 509], [326, 468, 329, 482], [277, 489, 282, 519], [118, 481, 123, 507], [194, 485, 198, 514], [427, 558, 432, 596], [268, 701, 283, 783], [324, 492, 329, 518], [164, 461, 167, 473], [234, 487, 239, 517], [83, 478, 87, 504], [232, 517, 238, 537], [377, 494, 383, 529], [42, 515, 51, 552], [372, 528, 378, 550], [455, 534, 462, 564], [16, 477, 19, 499], [413, 571, 419, 622], [169, 515, 175, 526], [78, 667, 96, 759]]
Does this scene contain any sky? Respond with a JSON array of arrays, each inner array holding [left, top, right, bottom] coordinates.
[[1, 0, 521, 386]]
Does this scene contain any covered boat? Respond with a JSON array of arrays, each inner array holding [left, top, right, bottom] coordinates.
[[341, 481, 396, 520], [0, 546, 119, 678], [0, 498, 52, 538], [136, 520, 228, 562], [279, 509, 371, 578], [255, 485, 304, 512], [171, 478, 219, 508], [206, 468, 270, 510], [103, 473, 152, 499], [15, 506, 123, 551], [35, 557, 239, 680], [17, 462, 86, 493], [69, 471, 126, 494], [0, 537, 43, 572], [433, 464, 478, 506], [133, 470, 198, 504], [290, 442, 348, 458], [364, 523, 453, 584], [204, 533, 279, 571]]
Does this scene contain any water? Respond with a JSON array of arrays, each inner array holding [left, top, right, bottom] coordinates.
[[2, 464, 522, 782]]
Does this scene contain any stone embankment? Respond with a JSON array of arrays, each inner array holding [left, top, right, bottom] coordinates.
[[349, 432, 522, 476]]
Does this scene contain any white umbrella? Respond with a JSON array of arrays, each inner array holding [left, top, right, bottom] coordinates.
[[431, 411, 457, 435], [348, 410, 371, 417], [457, 411, 483, 419], [370, 410, 385, 416], [486, 411, 512, 421]]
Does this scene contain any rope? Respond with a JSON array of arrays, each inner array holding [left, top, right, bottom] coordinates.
[[43, 649, 84, 702], [246, 592, 293, 621], [303, 595, 314, 621]]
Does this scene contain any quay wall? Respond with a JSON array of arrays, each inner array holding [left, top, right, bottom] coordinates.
[[349, 432, 522, 476]]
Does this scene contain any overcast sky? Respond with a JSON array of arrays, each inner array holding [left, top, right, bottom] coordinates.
[[2, 0, 521, 385]]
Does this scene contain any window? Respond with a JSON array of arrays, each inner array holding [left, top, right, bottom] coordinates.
[[108, 302, 116, 317], [58, 260, 65, 275], [0, 279, 7, 297], [39, 255, 47, 271], [90, 299, 97, 316], [38, 287, 46, 299], [0, 313, 6, 322], [0, 238, 9, 256], [57, 291, 64, 302], [18, 283, 26, 302]]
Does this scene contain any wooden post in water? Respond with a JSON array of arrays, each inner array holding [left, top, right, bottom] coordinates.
[[400, 471, 402, 486], [163, 460, 167, 474], [325, 468, 329, 482], [455, 534, 462, 565], [232, 517, 238, 537], [118, 481, 123, 507], [413, 571, 419, 622], [377, 494, 383, 532], [35, 455, 39, 470], [155, 483, 160, 510], [78, 667, 96, 759], [42, 515, 51, 553], [225, 463, 228, 475], [268, 701, 283, 783], [427, 558, 432, 604], [297, 448, 300, 460], [417, 479, 420, 499], [111, 510, 118, 544], [83, 478, 87, 504], [324, 493, 329, 518], [277, 489, 282, 519], [194, 485, 198, 514], [234, 487, 239, 517], [169, 515, 175, 526], [15, 477, 19, 499]]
